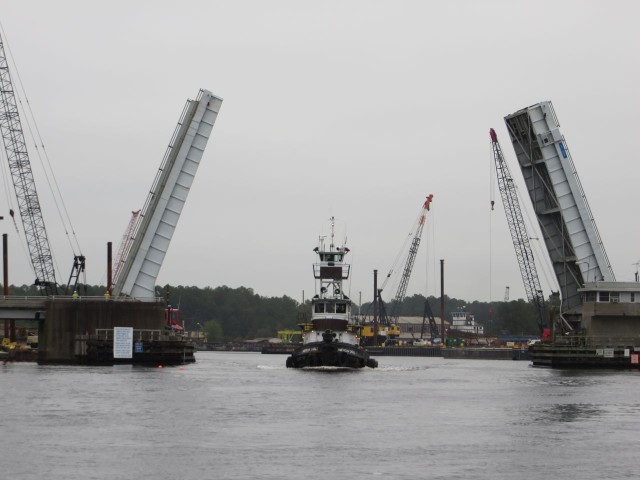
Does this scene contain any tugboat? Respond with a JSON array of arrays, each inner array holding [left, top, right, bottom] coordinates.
[[286, 217, 378, 369]]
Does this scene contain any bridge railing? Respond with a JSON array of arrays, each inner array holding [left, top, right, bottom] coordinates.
[[0, 295, 165, 303], [0, 296, 48, 307]]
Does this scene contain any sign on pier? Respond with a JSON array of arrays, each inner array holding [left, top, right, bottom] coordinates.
[[113, 327, 134, 359]]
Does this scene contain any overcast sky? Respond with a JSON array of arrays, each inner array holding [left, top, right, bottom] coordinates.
[[1, 0, 638, 305]]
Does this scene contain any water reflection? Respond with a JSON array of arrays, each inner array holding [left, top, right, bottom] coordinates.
[[540, 402, 602, 423]]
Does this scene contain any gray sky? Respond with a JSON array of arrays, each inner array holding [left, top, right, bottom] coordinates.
[[1, 0, 639, 305]]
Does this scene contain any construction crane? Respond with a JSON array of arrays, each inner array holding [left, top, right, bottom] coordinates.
[[387, 194, 434, 320], [360, 195, 434, 346], [0, 32, 85, 296], [112, 210, 141, 286], [490, 128, 547, 334], [419, 298, 439, 343]]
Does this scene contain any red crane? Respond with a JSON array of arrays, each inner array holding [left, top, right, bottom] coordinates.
[[112, 210, 141, 286], [386, 194, 434, 321]]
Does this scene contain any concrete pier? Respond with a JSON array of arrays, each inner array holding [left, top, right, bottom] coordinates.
[[39, 297, 166, 364]]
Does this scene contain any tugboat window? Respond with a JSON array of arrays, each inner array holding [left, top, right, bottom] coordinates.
[[326, 303, 335, 313], [315, 303, 325, 313], [336, 303, 346, 313]]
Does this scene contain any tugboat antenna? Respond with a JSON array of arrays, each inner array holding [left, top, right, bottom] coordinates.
[[329, 216, 335, 251], [318, 235, 326, 252]]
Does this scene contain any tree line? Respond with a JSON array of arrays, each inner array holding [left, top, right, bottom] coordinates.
[[3, 283, 543, 340]]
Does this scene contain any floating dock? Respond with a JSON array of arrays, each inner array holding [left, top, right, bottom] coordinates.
[[530, 342, 640, 369], [365, 346, 442, 357], [262, 344, 532, 360], [442, 347, 530, 361], [77, 329, 195, 365]]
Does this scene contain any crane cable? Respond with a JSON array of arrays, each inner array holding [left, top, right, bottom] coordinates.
[[489, 140, 495, 311], [0, 23, 84, 282], [0, 148, 38, 280], [380, 200, 429, 295], [381, 229, 412, 294]]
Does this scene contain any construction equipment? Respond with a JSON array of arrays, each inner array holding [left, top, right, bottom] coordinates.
[[490, 128, 547, 334], [0, 31, 84, 295], [112, 210, 141, 285], [420, 299, 439, 343], [387, 194, 434, 321], [360, 195, 434, 345], [360, 287, 399, 346]]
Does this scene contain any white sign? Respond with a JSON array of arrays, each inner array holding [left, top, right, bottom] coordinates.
[[603, 348, 614, 358], [113, 327, 134, 359]]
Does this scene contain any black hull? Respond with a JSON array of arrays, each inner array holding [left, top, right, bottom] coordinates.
[[286, 341, 378, 369]]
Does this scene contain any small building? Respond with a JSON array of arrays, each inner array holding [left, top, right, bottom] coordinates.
[[450, 312, 484, 335], [577, 281, 640, 338], [395, 316, 447, 341]]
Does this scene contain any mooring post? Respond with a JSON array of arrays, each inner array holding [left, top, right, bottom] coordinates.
[[440, 259, 445, 345], [3, 233, 8, 340], [373, 270, 379, 347], [107, 242, 113, 296]]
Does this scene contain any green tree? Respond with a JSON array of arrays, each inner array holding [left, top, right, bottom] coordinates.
[[203, 319, 223, 341], [1, 281, 542, 340]]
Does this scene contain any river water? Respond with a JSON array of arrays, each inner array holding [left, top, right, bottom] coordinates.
[[1, 351, 639, 479]]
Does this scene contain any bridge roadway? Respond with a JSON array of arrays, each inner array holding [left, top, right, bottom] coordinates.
[[0, 296, 48, 320]]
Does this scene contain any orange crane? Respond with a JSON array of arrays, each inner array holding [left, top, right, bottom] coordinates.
[[386, 194, 434, 321], [361, 195, 434, 345]]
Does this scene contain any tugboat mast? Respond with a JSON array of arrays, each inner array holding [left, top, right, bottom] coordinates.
[[329, 215, 335, 251]]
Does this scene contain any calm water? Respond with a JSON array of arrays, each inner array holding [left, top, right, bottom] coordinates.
[[1, 351, 639, 479]]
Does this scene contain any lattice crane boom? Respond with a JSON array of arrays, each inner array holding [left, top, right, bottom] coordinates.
[[0, 32, 58, 295], [112, 209, 141, 285], [490, 128, 546, 333], [389, 194, 433, 319]]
